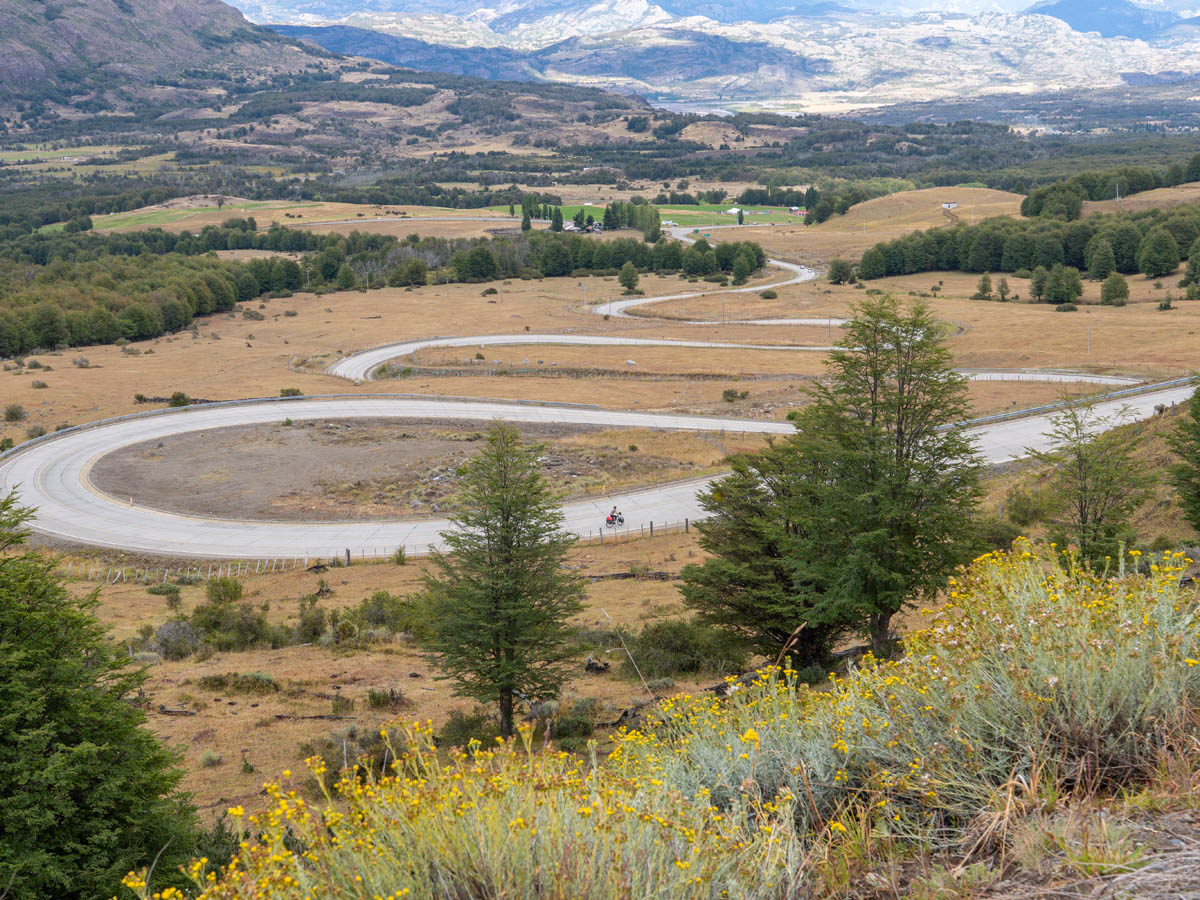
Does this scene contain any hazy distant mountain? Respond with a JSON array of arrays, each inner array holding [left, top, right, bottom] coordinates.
[[1028, 0, 1183, 37], [273, 23, 535, 76], [273, 4, 1200, 112]]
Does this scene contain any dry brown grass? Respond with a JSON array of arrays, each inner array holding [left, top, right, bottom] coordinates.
[[641, 272, 1200, 378], [95, 199, 509, 234], [1084, 181, 1200, 217], [744, 187, 1023, 264], [292, 217, 544, 240], [85, 530, 712, 812], [0, 271, 746, 445]]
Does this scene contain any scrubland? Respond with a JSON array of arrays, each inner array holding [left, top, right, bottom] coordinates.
[[124, 547, 1200, 900]]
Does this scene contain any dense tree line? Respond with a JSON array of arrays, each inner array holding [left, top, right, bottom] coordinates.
[[859, 201, 1200, 289], [0, 214, 765, 354], [0, 185, 185, 236], [1021, 151, 1200, 220], [356, 231, 764, 286]]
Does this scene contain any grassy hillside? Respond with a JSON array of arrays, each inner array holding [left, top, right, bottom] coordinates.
[[121, 548, 1200, 899], [986, 406, 1200, 552]]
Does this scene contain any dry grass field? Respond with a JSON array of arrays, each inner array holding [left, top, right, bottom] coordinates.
[[643, 270, 1200, 378], [1083, 181, 1200, 217], [79, 532, 714, 814], [739, 187, 1023, 264], [21, 187, 1198, 819], [92, 198, 511, 234]]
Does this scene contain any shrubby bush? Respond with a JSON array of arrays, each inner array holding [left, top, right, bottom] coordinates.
[[438, 707, 502, 749], [630, 547, 1200, 836], [619, 619, 750, 679], [154, 620, 202, 661]]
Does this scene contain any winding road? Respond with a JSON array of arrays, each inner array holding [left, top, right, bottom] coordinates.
[[0, 386, 1189, 559], [0, 224, 1182, 558]]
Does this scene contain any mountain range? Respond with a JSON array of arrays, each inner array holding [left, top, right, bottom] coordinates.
[[0, 0, 329, 96], [253, 0, 1200, 113]]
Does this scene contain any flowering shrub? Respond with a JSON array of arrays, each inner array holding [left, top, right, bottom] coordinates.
[[126, 723, 806, 900], [617, 545, 1200, 843], [124, 547, 1198, 897]]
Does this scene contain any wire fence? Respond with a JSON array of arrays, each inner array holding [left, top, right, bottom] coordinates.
[[59, 519, 697, 583]]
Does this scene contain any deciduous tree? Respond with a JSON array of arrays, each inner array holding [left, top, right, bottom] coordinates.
[[683, 298, 982, 656], [1101, 272, 1129, 306], [827, 258, 853, 284], [1031, 402, 1153, 564], [618, 260, 640, 293], [1138, 227, 1180, 279], [1088, 237, 1116, 280]]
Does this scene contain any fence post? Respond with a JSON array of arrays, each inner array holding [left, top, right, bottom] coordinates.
[[650, 521, 653, 537], [685, 518, 689, 533], [345, 548, 351, 567]]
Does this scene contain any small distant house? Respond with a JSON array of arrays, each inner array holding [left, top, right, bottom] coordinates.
[[563, 221, 580, 232], [942, 201, 958, 210], [789, 206, 805, 215], [726, 207, 741, 215]]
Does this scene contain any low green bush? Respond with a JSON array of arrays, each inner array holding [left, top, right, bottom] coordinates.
[[196, 672, 280, 695], [366, 687, 410, 710], [189, 579, 283, 652], [439, 707, 501, 750], [619, 619, 749, 680], [1004, 485, 1054, 527]]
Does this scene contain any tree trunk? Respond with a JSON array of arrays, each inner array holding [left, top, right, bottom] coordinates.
[[870, 612, 893, 657], [499, 689, 514, 739]]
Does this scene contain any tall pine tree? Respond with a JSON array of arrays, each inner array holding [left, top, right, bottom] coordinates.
[[422, 425, 584, 737]]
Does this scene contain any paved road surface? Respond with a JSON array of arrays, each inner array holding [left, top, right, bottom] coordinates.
[[0, 385, 1190, 559], [0, 218, 1168, 557], [328, 334, 1140, 386], [328, 334, 839, 382]]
